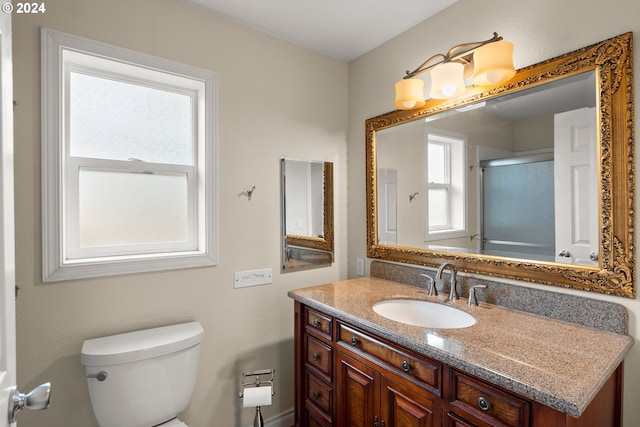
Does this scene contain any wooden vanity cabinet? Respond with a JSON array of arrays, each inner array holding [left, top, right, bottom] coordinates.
[[296, 304, 336, 426], [293, 302, 623, 427]]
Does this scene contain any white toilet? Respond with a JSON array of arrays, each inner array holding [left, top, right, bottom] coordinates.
[[81, 321, 204, 427]]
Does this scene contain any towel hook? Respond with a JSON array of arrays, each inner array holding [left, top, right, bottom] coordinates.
[[240, 186, 256, 201]]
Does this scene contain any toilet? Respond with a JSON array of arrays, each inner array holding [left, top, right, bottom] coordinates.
[[81, 321, 204, 427]]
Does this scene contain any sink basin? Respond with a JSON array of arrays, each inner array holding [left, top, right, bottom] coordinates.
[[372, 299, 476, 329]]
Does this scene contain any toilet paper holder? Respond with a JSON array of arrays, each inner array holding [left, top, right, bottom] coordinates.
[[238, 368, 275, 398], [239, 369, 275, 427]]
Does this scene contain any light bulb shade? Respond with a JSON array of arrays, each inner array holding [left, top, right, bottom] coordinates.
[[472, 40, 515, 86], [394, 78, 425, 110], [429, 62, 466, 100]]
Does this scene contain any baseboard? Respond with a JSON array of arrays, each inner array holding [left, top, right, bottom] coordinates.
[[264, 409, 294, 427]]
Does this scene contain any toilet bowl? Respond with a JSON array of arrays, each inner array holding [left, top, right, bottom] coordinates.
[[81, 322, 203, 427]]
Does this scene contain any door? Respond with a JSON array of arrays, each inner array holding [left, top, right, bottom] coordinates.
[[0, 10, 16, 427], [381, 376, 443, 427], [377, 168, 397, 245], [336, 352, 378, 427], [0, 12, 50, 426], [554, 107, 598, 265]]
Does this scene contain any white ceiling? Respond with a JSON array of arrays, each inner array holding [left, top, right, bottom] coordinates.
[[184, 0, 459, 62]]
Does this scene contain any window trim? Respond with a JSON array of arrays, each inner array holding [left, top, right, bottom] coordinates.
[[41, 27, 218, 282], [424, 129, 467, 241]]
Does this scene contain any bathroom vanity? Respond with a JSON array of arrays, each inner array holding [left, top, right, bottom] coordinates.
[[289, 277, 632, 427]]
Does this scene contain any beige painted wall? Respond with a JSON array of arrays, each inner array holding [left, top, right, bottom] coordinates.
[[13, 0, 348, 425], [347, 0, 640, 424]]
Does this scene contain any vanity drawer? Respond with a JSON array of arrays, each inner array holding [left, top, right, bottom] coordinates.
[[305, 334, 333, 381], [305, 372, 333, 419], [450, 370, 530, 427], [305, 307, 333, 341], [337, 322, 442, 396]]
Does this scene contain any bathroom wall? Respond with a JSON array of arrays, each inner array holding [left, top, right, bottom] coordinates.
[[347, 0, 640, 424], [13, 1, 348, 425]]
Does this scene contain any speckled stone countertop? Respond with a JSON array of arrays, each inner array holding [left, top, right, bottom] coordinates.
[[288, 277, 634, 418]]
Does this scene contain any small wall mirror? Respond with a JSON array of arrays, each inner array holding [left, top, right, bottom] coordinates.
[[281, 158, 334, 271], [366, 33, 635, 297]]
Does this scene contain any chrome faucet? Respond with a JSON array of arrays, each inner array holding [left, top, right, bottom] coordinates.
[[420, 273, 437, 296], [436, 263, 458, 300]]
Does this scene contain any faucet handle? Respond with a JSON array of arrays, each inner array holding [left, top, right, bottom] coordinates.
[[467, 285, 487, 306], [420, 274, 437, 296]]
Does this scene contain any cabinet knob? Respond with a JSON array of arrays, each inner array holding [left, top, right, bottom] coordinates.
[[313, 391, 320, 400], [351, 336, 359, 346], [312, 352, 320, 361], [312, 319, 320, 327], [401, 360, 412, 372], [374, 416, 379, 427], [477, 396, 492, 412]]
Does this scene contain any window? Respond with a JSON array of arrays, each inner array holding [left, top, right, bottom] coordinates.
[[425, 130, 467, 241], [41, 28, 218, 281]]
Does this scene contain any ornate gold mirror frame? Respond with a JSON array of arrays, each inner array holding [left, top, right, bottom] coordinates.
[[366, 33, 635, 297]]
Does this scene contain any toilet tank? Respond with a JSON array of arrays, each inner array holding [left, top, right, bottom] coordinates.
[[81, 322, 203, 427]]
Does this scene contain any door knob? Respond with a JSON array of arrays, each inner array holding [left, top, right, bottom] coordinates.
[[558, 250, 571, 257], [8, 382, 51, 423]]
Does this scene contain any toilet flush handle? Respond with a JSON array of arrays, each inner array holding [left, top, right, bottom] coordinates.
[[87, 371, 108, 382]]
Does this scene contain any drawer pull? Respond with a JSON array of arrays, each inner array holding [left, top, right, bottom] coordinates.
[[401, 360, 412, 372], [351, 336, 359, 346], [313, 391, 320, 400], [477, 396, 492, 412], [313, 319, 320, 328], [312, 352, 320, 361]]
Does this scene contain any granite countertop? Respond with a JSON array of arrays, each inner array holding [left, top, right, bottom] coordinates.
[[288, 277, 634, 418]]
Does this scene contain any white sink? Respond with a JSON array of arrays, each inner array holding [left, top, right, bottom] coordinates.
[[372, 299, 476, 329]]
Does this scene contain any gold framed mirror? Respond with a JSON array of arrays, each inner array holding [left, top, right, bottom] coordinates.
[[366, 33, 635, 297], [281, 158, 334, 271]]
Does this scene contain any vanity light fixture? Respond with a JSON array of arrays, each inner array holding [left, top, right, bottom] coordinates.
[[394, 32, 515, 110]]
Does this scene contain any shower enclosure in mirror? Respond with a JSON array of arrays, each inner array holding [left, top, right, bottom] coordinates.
[[366, 33, 635, 297], [281, 158, 334, 271]]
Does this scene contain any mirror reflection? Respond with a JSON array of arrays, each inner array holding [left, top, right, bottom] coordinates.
[[376, 72, 597, 265], [281, 158, 334, 272]]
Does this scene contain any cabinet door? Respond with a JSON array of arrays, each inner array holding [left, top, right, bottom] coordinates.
[[381, 376, 444, 427], [336, 352, 379, 427]]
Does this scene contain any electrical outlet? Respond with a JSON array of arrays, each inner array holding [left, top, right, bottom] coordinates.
[[356, 258, 365, 276]]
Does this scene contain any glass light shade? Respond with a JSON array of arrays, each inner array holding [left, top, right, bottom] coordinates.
[[429, 62, 466, 100], [472, 40, 515, 86], [394, 78, 425, 110]]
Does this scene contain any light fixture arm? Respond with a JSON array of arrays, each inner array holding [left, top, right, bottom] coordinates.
[[403, 32, 503, 79]]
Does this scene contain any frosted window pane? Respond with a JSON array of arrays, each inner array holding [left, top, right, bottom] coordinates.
[[428, 188, 448, 228], [69, 72, 193, 165], [428, 143, 446, 183], [79, 170, 189, 247]]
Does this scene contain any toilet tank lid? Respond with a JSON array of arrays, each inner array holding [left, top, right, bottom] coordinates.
[[81, 321, 203, 366]]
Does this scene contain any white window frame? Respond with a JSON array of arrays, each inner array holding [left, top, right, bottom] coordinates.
[[425, 129, 467, 241], [41, 28, 218, 282]]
